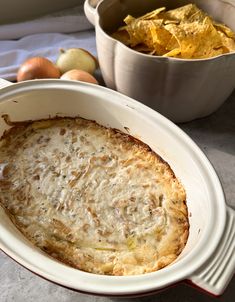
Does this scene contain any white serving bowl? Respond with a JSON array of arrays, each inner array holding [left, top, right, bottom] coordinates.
[[84, 0, 235, 123], [0, 79, 234, 296]]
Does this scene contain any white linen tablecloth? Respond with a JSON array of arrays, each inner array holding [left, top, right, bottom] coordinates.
[[0, 4, 96, 81]]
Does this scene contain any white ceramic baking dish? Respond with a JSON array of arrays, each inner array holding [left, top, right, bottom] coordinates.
[[0, 78, 234, 297]]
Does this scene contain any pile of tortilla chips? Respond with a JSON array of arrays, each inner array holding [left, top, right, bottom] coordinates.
[[111, 4, 235, 59]]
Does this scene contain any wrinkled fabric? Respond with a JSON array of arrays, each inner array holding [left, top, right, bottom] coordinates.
[[0, 4, 96, 81]]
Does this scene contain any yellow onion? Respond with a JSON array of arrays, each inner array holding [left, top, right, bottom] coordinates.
[[17, 57, 60, 82], [56, 48, 98, 75], [60, 69, 98, 84]]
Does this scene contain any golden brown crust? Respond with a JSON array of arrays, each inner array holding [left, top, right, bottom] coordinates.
[[0, 117, 189, 275]]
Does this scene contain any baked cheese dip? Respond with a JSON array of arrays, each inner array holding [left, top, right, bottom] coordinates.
[[0, 117, 189, 275]]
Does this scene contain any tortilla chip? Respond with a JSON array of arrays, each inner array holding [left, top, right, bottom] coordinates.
[[165, 17, 223, 58], [214, 23, 235, 39], [111, 3, 235, 59], [163, 20, 180, 25], [163, 4, 202, 22], [187, 10, 208, 23], [124, 15, 136, 25], [147, 20, 172, 54], [218, 31, 235, 52], [163, 48, 181, 57], [165, 35, 179, 51], [125, 20, 152, 47], [138, 7, 166, 20]]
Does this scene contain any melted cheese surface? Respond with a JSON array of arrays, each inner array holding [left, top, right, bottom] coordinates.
[[0, 118, 189, 275]]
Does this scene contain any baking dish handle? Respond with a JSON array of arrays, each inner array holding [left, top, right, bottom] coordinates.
[[0, 78, 13, 89], [189, 206, 235, 296], [84, 0, 100, 26]]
